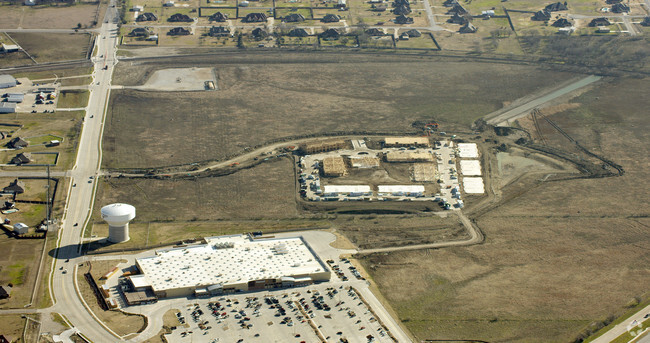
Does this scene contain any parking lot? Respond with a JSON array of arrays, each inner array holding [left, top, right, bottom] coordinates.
[[165, 257, 394, 343]]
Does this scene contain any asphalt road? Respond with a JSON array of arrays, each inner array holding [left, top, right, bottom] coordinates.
[[591, 304, 650, 343], [47, 1, 123, 341], [485, 75, 602, 126]]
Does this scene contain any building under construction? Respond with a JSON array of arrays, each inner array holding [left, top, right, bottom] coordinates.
[[300, 139, 346, 154], [349, 156, 380, 169], [384, 151, 434, 163], [322, 156, 347, 176], [384, 137, 430, 148]]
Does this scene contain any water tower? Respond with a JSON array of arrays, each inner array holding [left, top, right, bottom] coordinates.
[[101, 203, 136, 243]]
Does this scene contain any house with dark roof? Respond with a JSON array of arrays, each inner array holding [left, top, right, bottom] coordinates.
[[589, 17, 611, 26], [642, 17, 650, 26], [611, 3, 630, 13], [365, 28, 385, 36], [8, 137, 28, 149], [532, 9, 551, 21], [284, 13, 305, 22], [208, 26, 231, 37], [394, 14, 414, 24], [372, 4, 387, 11], [606, 0, 622, 3], [447, 4, 467, 15], [321, 14, 341, 22], [545, 2, 567, 12], [169, 13, 193, 22], [136, 12, 158, 21], [393, 0, 409, 7], [3, 179, 25, 194], [552, 18, 572, 27], [459, 22, 477, 33], [251, 27, 268, 39], [289, 28, 309, 37], [320, 28, 341, 40], [0, 286, 9, 300], [11, 152, 32, 165], [130, 28, 152, 37], [243, 13, 267, 22], [448, 12, 467, 24], [443, 0, 457, 7], [393, 4, 411, 15], [404, 29, 421, 37], [168, 27, 191, 35], [210, 12, 228, 22]]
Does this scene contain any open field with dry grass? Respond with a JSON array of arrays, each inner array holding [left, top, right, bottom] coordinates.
[[0, 3, 103, 29], [0, 233, 46, 309], [9, 32, 92, 63], [105, 55, 578, 168], [360, 77, 650, 342]]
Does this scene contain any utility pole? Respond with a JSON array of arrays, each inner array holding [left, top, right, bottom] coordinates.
[[46, 165, 50, 231]]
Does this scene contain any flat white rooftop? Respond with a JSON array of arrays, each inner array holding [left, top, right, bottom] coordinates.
[[377, 185, 425, 193], [459, 160, 482, 176], [322, 185, 371, 194], [135, 235, 327, 292], [462, 177, 485, 194], [457, 143, 479, 159]]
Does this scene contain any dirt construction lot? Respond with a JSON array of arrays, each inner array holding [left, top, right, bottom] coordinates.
[[104, 54, 579, 169], [0, 3, 102, 29], [361, 77, 650, 342]]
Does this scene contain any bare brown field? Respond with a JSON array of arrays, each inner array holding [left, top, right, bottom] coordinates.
[[0, 314, 27, 342], [10, 33, 91, 63], [0, 233, 45, 309], [360, 77, 650, 342], [105, 56, 578, 168], [0, 3, 102, 29]]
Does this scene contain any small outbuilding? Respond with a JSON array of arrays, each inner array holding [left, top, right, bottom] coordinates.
[[1, 44, 19, 53], [13, 223, 29, 235]]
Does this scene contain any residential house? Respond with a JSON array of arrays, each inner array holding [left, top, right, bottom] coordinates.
[[447, 4, 467, 15], [8, 137, 28, 149], [552, 18, 572, 27], [208, 26, 231, 37], [284, 13, 305, 22], [129, 28, 152, 37], [210, 12, 228, 22], [532, 9, 551, 21], [251, 27, 268, 39], [611, 3, 629, 13], [3, 179, 25, 194], [404, 28, 421, 37], [169, 13, 193, 22], [372, 4, 387, 11], [394, 14, 414, 24], [448, 12, 467, 24], [365, 28, 385, 36], [393, 4, 411, 15], [243, 13, 267, 22], [589, 17, 610, 26], [0, 286, 9, 299], [136, 12, 158, 21], [545, 2, 567, 12], [641, 17, 650, 26], [168, 27, 191, 35], [320, 28, 341, 40], [459, 22, 477, 33], [11, 152, 32, 165], [443, 0, 457, 7], [289, 28, 309, 37], [321, 14, 341, 22]]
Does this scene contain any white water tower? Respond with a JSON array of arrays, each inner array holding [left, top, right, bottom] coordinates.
[[101, 203, 136, 243]]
